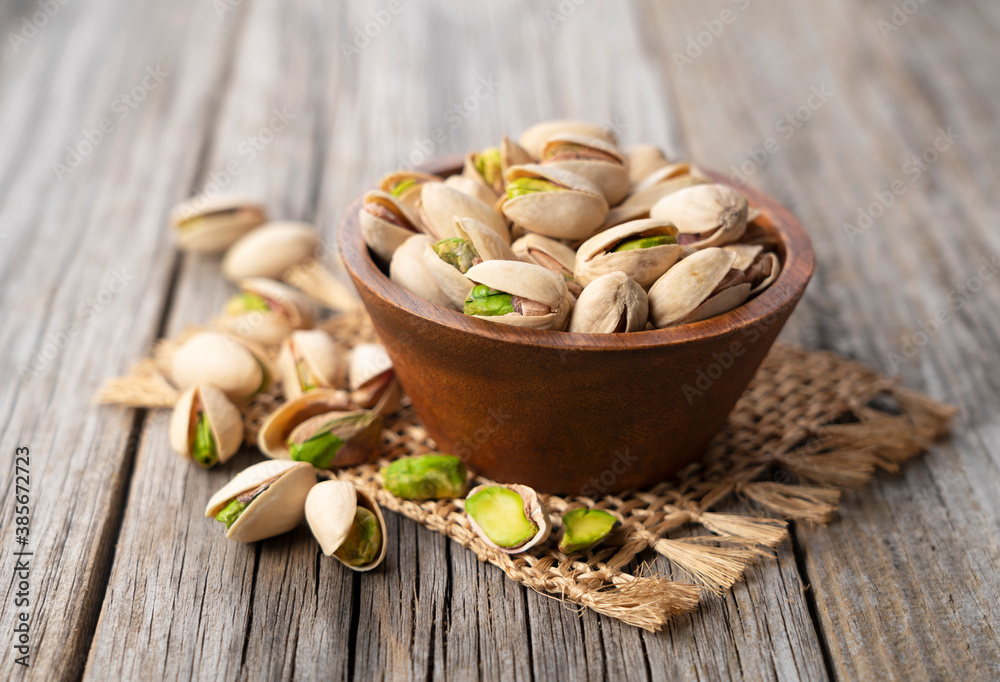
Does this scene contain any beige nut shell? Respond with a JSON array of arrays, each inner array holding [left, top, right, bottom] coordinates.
[[171, 331, 271, 402], [418, 183, 510, 245], [359, 190, 423, 263], [649, 183, 748, 249], [305, 480, 387, 571], [205, 460, 316, 543], [464, 483, 552, 554], [518, 120, 617, 160], [169, 384, 243, 465], [277, 330, 347, 400], [389, 235, 456, 310], [575, 219, 683, 289], [222, 221, 320, 281], [170, 194, 267, 254], [568, 272, 648, 334], [499, 165, 609, 241], [257, 389, 355, 459], [541, 134, 630, 206], [648, 248, 740, 328]]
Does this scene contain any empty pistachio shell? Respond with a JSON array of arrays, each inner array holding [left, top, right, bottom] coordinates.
[[443, 175, 498, 207], [648, 248, 751, 327], [541, 134, 629, 206], [277, 330, 347, 400], [745, 251, 781, 296], [349, 342, 402, 415], [626, 145, 671, 186], [171, 331, 274, 402], [257, 389, 354, 458], [418, 182, 510, 244], [559, 508, 617, 554], [649, 183, 748, 249], [519, 120, 617, 160], [602, 163, 705, 229], [287, 410, 383, 469], [389, 234, 456, 310], [359, 190, 424, 263], [219, 278, 316, 345], [206, 460, 316, 543], [575, 219, 683, 289], [381, 454, 468, 500], [170, 195, 267, 254], [512, 233, 583, 297], [169, 384, 243, 468], [498, 165, 608, 241], [464, 484, 551, 554], [424, 217, 519, 308], [568, 272, 648, 334], [305, 480, 387, 571], [380, 170, 441, 212], [222, 221, 320, 282], [464, 260, 572, 330]]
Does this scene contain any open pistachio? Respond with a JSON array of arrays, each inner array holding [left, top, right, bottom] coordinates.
[[512, 233, 583, 297], [423, 217, 520, 308], [602, 162, 705, 229], [417, 182, 510, 244], [745, 250, 781, 296], [205, 460, 316, 543], [559, 508, 617, 554], [722, 243, 764, 271], [171, 331, 275, 402], [380, 170, 441, 212], [463, 147, 504, 197], [170, 195, 267, 254], [648, 247, 752, 328], [575, 219, 683, 289], [541, 134, 629, 206], [381, 454, 468, 500], [464, 484, 551, 554], [650, 183, 748, 249], [625, 145, 671, 186], [286, 410, 383, 469], [443, 175, 498, 207], [519, 120, 617, 160], [222, 221, 320, 282], [463, 260, 572, 330], [218, 278, 316, 345], [306, 480, 387, 571], [169, 384, 243, 468], [359, 190, 424, 263], [568, 272, 648, 333], [389, 234, 456, 310], [349, 342, 402, 416], [258, 389, 353, 456], [277, 330, 347, 400], [498, 165, 608, 241]]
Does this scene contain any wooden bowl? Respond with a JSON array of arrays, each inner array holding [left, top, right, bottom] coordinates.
[[339, 157, 814, 495]]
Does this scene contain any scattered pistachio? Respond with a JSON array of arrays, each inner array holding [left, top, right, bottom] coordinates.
[[381, 454, 468, 500], [559, 508, 616, 553]]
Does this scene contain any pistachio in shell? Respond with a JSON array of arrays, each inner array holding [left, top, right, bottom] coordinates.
[[575, 218, 683, 289], [602, 163, 705, 229], [221, 221, 320, 282], [443, 175, 498, 207], [498, 164, 608, 241], [568, 272, 648, 334], [257, 388, 354, 458], [381, 454, 468, 500], [305, 480, 387, 571], [511, 233, 583, 297], [205, 460, 316, 543], [541, 133, 629, 206], [649, 183, 748, 249], [286, 410, 383, 469], [518, 119, 617, 160], [625, 145, 671, 186], [348, 342, 403, 416], [746, 251, 780, 296], [647, 247, 752, 328], [464, 484, 551, 554], [171, 331, 275, 403], [423, 217, 520, 309], [389, 234, 456, 310], [559, 508, 617, 554], [417, 182, 510, 244], [380, 170, 441, 212], [219, 278, 316, 345], [359, 190, 424, 263], [463, 260, 573, 331], [463, 146, 504, 197], [277, 330, 347, 400], [170, 195, 267, 254], [169, 384, 243, 468]]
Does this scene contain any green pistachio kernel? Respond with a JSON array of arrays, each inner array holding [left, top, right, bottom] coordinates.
[[558, 508, 616, 554], [506, 177, 564, 199], [611, 234, 677, 252], [434, 238, 480, 273], [381, 454, 468, 500], [390, 178, 417, 197], [191, 412, 219, 468], [465, 486, 538, 548], [225, 292, 270, 316], [475, 148, 502, 186], [296, 360, 318, 392], [334, 507, 383, 566], [463, 285, 515, 316], [216, 498, 248, 529], [290, 430, 346, 469]]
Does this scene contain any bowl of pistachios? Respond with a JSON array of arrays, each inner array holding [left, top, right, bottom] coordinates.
[[339, 120, 814, 495]]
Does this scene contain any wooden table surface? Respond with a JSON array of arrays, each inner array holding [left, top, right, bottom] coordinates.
[[2, 1, 999, 679]]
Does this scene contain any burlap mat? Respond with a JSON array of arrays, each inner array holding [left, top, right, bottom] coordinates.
[[100, 309, 956, 631]]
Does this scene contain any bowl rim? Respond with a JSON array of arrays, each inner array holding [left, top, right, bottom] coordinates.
[[339, 155, 814, 351]]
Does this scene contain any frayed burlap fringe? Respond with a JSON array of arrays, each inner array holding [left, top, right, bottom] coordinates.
[[97, 311, 956, 632]]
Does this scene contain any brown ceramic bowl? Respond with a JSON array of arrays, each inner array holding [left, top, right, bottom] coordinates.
[[339, 156, 814, 495]]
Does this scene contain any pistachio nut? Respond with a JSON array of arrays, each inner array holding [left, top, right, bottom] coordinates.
[[348, 342, 402, 416], [221, 221, 320, 282], [277, 330, 347, 400], [389, 234, 456, 310], [463, 260, 572, 330], [500, 135, 533, 178], [423, 217, 519, 308], [512, 233, 583, 297], [169, 384, 243, 468], [306, 480, 387, 571], [519, 119, 616, 160], [602, 163, 704, 229], [541, 134, 629, 206], [558, 508, 617, 554], [498, 164, 608, 241], [575, 218, 683, 289], [170, 195, 267, 254], [648, 247, 752, 327], [286, 410, 383, 469], [625, 145, 670, 186], [649, 183, 748, 249], [171, 331, 275, 402], [381, 454, 468, 500], [205, 460, 316, 543], [722, 243, 764, 272], [417, 182, 511, 245], [745, 250, 781, 296], [464, 484, 551, 554], [380, 170, 441, 212], [257, 388, 352, 456], [359, 190, 424, 263], [443, 175, 498, 207], [463, 146, 505, 197], [568, 271, 648, 334], [218, 278, 316, 345]]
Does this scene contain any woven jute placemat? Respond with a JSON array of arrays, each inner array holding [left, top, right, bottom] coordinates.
[[100, 308, 956, 631]]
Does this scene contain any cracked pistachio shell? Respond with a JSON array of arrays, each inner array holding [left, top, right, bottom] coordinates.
[[519, 120, 616, 160], [626, 145, 671, 186], [602, 164, 705, 229], [257, 388, 355, 458], [170, 195, 267, 254], [424, 217, 519, 308], [389, 235, 456, 310], [359, 190, 424, 263], [205, 460, 316, 543], [380, 170, 441, 212], [286, 410, 383, 469], [417, 182, 510, 244], [171, 331, 275, 403], [498, 165, 608, 241], [512, 233, 582, 296], [575, 219, 683, 289], [464, 484, 551, 554], [568, 272, 648, 334], [747, 251, 781, 296], [648, 248, 750, 327], [222, 221, 320, 282], [649, 183, 748, 249], [462, 148, 504, 198], [169, 384, 243, 467], [443, 175, 498, 207], [349, 343, 402, 415], [219, 278, 316, 345], [541, 134, 629, 206], [306, 480, 387, 571], [464, 260, 572, 330], [277, 330, 347, 400], [500, 135, 533, 179], [722, 243, 764, 272]]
